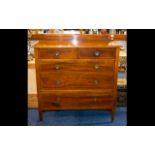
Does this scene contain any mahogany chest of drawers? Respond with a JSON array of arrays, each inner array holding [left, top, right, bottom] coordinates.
[[34, 35, 120, 121]]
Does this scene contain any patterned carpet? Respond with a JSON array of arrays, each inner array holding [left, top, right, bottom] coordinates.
[[28, 107, 127, 126]]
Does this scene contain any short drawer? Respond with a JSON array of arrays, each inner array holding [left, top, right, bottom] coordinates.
[[38, 48, 77, 59], [39, 92, 114, 110], [38, 59, 115, 73], [79, 48, 116, 59], [39, 72, 114, 90]]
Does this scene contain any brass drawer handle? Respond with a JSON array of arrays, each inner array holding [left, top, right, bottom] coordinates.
[[93, 97, 97, 102], [55, 80, 61, 86], [55, 64, 60, 70], [55, 51, 60, 57], [56, 97, 61, 103], [94, 64, 99, 70], [53, 97, 61, 106], [94, 80, 99, 85], [94, 51, 100, 57]]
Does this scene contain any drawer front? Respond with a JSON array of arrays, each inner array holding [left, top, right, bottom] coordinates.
[[38, 59, 115, 73], [39, 92, 113, 109], [38, 48, 77, 59], [79, 48, 116, 59], [39, 72, 114, 90]]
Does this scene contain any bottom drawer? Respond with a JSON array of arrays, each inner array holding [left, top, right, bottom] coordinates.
[[38, 92, 114, 110]]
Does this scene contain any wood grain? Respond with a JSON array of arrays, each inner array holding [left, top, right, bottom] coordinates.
[[30, 34, 127, 41], [79, 48, 116, 59], [39, 92, 114, 110], [39, 72, 114, 90], [38, 59, 115, 73], [38, 48, 78, 59]]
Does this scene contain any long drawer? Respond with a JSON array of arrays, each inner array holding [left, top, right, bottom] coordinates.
[[38, 59, 115, 73], [39, 91, 114, 110], [39, 72, 114, 90]]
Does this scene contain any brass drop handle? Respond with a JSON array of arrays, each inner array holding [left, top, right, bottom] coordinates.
[[94, 51, 100, 57], [55, 51, 60, 57], [94, 64, 99, 70], [55, 80, 61, 86], [94, 80, 99, 85], [55, 64, 60, 70]]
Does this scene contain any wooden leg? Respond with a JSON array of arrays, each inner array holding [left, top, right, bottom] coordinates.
[[111, 108, 115, 122], [39, 110, 42, 121]]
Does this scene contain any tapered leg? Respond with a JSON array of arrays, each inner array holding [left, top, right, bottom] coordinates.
[[111, 108, 115, 122], [39, 110, 42, 121]]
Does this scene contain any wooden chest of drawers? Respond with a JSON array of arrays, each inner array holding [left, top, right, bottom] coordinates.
[[34, 35, 120, 121]]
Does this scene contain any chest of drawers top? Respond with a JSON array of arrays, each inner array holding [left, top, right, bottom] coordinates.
[[34, 38, 120, 49]]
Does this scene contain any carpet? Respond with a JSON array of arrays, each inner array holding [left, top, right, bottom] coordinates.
[[28, 107, 127, 126]]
